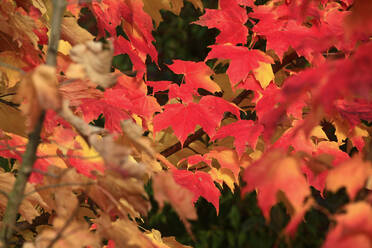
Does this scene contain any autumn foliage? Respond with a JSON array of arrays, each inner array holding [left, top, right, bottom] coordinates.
[[0, 0, 371, 247]]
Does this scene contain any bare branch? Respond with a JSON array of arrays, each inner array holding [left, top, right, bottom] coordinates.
[[0, 0, 67, 244]]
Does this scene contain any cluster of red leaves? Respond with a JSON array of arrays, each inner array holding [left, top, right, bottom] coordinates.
[[0, 0, 372, 247]]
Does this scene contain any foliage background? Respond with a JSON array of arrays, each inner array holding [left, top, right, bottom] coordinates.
[[0, 0, 369, 247], [96, 2, 355, 247]]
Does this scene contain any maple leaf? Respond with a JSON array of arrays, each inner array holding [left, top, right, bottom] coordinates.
[[60, 17, 94, 46], [146, 80, 172, 93], [153, 171, 197, 221], [179, 154, 212, 169], [168, 83, 195, 103], [79, 97, 131, 132], [323, 202, 372, 248], [242, 151, 310, 219], [153, 171, 197, 232], [64, 136, 105, 179], [326, 156, 372, 199], [95, 213, 157, 248], [206, 44, 273, 85], [145, 229, 193, 248], [0, 2, 42, 49], [114, 36, 147, 77], [205, 147, 242, 183], [35, 217, 99, 248], [154, 95, 239, 144], [69, 41, 117, 88], [172, 169, 220, 214], [0, 171, 49, 223], [199, 95, 241, 120], [153, 103, 217, 144], [91, 0, 122, 37], [194, 0, 248, 45], [120, 0, 158, 63], [335, 100, 372, 127], [213, 120, 263, 157], [167, 60, 221, 94], [16, 65, 62, 130], [252, 62, 274, 89]]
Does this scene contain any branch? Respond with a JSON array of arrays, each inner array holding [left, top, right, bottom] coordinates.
[[160, 52, 299, 158], [0, 61, 25, 75], [0, 0, 67, 244]]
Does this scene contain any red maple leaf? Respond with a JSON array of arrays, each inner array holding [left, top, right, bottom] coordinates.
[[91, 0, 122, 37], [172, 169, 220, 214], [199, 95, 241, 120], [206, 44, 273, 85], [153, 96, 240, 144], [194, 0, 248, 45], [153, 103, 217, 144], [213, 120, 263, 157], [113, 36, 147, 78], [323, 202, 372, 248], [242, 151, 310, 223], [167, 60, 221, 94]]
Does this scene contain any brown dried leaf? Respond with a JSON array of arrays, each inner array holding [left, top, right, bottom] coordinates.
[[37, 166, 92, 218], [145, 229, 192, 248], [121, 119, 155, 159], [35, 217, 98, 248], [0, 3, 39, 48], [90, 135, 147, 179], [0, 172, 49, 223], [88, 170, 150, 218], [69, 41, 117, 88], [162, 237, 193, 248], [16, 65, 61, 130], [60, 17, 94, 46], [95, 213, 156, 248]]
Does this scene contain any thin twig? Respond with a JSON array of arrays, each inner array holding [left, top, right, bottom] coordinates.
[[31, 168, 60, 178], [36, 154, 100, 160]]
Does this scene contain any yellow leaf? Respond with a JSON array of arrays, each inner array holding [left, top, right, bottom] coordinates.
[[58, 40, 72, 56], [253, 62, 274, 89]]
